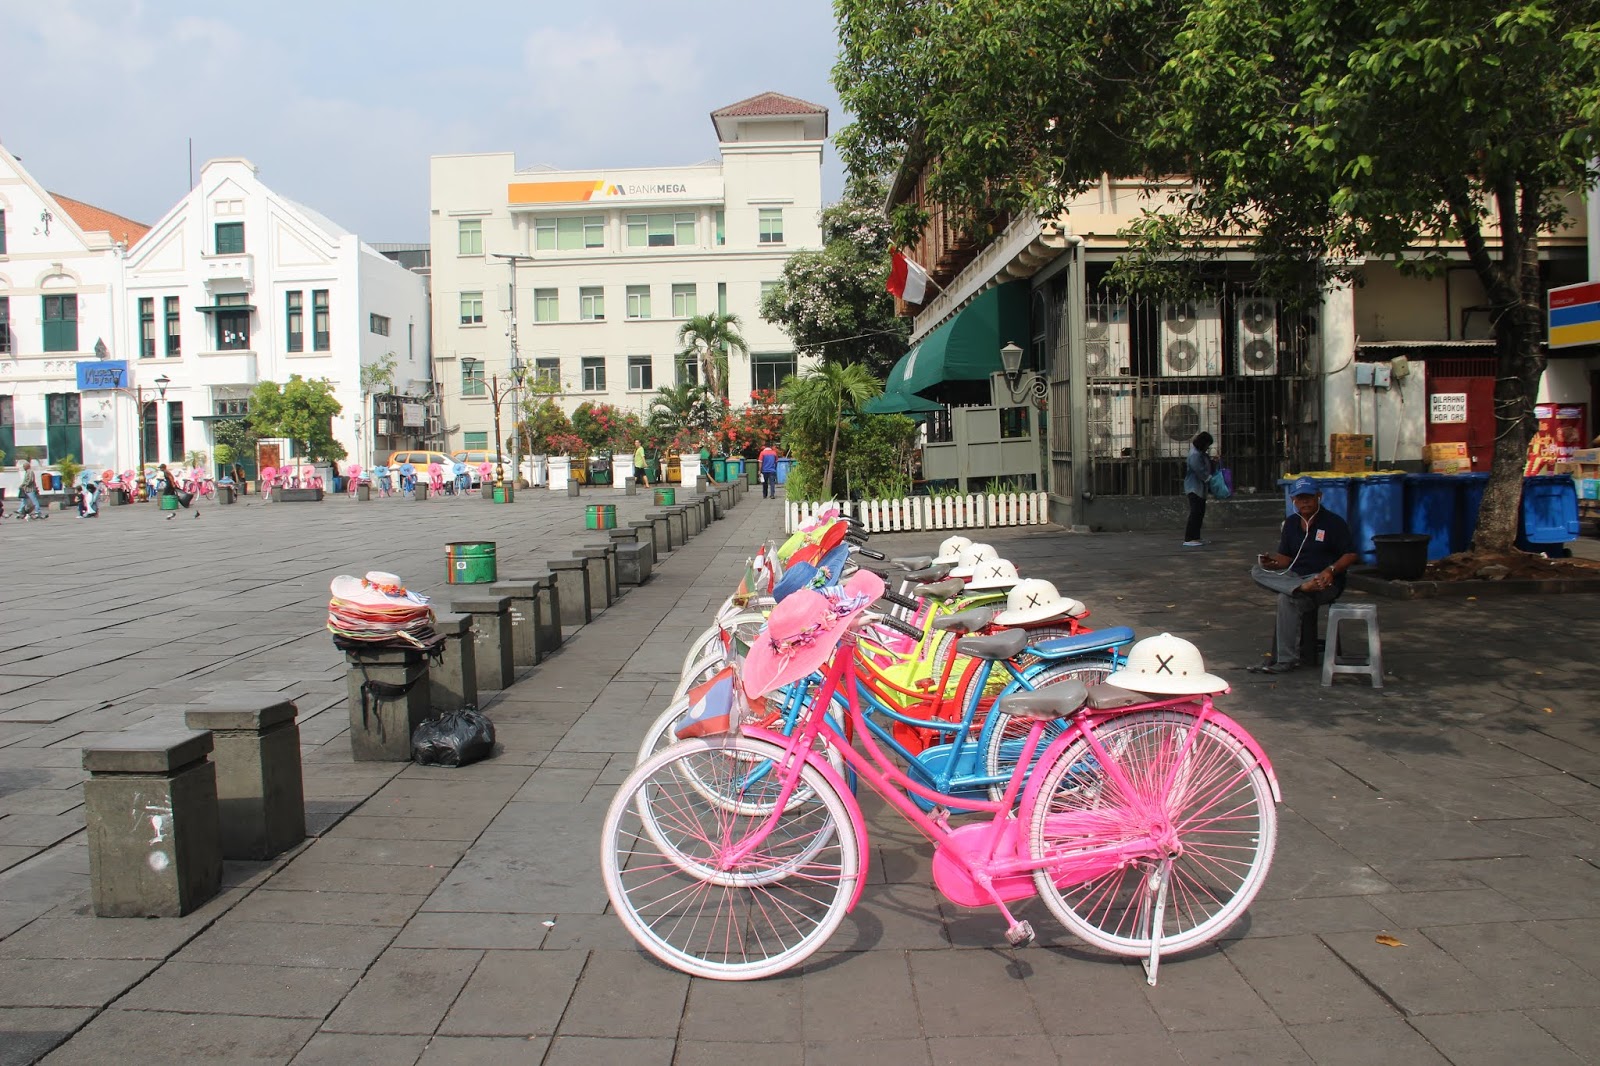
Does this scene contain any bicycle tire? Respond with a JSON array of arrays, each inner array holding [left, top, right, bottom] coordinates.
[[1025, 710, 1276, 956], [601, 735, 859, 980], [981, 657, 1116, 801]]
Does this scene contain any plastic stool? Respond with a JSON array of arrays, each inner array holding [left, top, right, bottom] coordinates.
[[1322, 602, 1383, 688]]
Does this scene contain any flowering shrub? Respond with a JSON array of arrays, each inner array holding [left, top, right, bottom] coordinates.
[[544, 432, 587, 457]]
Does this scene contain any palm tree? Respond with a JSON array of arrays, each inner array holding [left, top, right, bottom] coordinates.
[[648, 382, 722, 447], [780, 363, 883, 496], [676, 313, 748, 400]]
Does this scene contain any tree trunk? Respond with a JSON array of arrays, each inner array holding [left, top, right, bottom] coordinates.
[[823, 397, 844, 496], [1471, 301, 1546, 552]]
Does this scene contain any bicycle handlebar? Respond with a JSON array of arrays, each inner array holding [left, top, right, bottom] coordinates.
[[883, 590, 921, 611], [854, 547, 886, 561], [872, 612, 924, 640]]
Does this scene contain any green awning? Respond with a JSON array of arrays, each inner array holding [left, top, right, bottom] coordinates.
[[194, 304, 257, 313], [862, 389, 943, 415], [883, 282, 1030, 398]]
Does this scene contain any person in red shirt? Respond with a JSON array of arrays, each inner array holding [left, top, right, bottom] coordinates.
[[758, 443, 779, 499]]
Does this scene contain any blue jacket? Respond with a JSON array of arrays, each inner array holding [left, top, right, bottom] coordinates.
[[1184, 446, 1211, 496], [759, 448, 778, 474]]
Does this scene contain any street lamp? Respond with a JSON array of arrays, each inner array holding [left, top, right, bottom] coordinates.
[[999, 342, 1024, 389], [116, 373, 171, 501], [488, 373, 514, 495], [491, 252, 535, 490]]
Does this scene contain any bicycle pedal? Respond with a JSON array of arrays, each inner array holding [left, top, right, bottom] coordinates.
[[1005, 921, 1036, 947]]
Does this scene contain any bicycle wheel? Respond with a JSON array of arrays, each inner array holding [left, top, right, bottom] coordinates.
[[982, 658, 1116, 801], [602, 736, 860, 980], [1026, 710, 1276, 955]]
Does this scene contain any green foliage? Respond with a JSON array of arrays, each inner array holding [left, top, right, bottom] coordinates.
[[14, 445, 46, 463], [185, 449, 208, 470], [213, 443, 235, 468], [840, 414, 918, 499], [779, 362, 885, 499], [759, 176, 910, 378], [211, 416, 257, 464], [676, 313, 748, 400], [55, 454, 82, 488], [514, 398, 571, 455], [648, 383, 725, 454], [360, 353, 398, 395], [247, 376, 346, 462]]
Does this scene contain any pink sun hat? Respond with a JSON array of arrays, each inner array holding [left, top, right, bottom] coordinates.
[[742, 570, 884, 698]]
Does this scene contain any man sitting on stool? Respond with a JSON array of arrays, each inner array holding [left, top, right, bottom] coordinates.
[[1249, 476, 1359, 674]]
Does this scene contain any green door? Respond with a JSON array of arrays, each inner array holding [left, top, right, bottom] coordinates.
[[46, 393, 82, 464]]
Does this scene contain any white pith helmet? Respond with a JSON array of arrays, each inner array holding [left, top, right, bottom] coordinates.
[[931, 535, 974, 565], [994, 579, 1088, 626], [1104, 633, 1229, 696], [964, 558, 1021, 591], [948, 542, 999, 578]]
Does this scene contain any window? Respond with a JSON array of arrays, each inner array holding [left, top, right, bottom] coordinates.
[[758, 208, 784, 245], [0, 209, 6, 255], [0, 296, 9, 355], [457, 218, 483, 256], [534, 357, 560, 385], [579, 286, 604, 321], [461, 358, 486, 397], [715, 209, 725, 246], [677, 357, 701, 387], [141, 401, 158, 462], [628, 355, 653, 391], [285, 291, 303, 352], [533, 289, 558, 322], [167, 401, 185, 461], [45, 392, 82, 465], [139, 298, 156, 358], [581, 356, 606, 391], [535, 215, 605, 251], [42, 294, 78, 352], [625, 285, 651, 320], [215, 222, 245, 254], [671, 283, 697, 318], [752, 352, 797, 392], [164, 296, 181, 357], [370, 313, 390, 336], [462, 431, 488, 451], [214, 398, 250, 416], [216, 293, 250, 350], [459, 291, 484, 326], [999, 407, 1031, 439], [312, 289, 330, 351], [717, 282, 727, 317], [626, 212, 696, 248]]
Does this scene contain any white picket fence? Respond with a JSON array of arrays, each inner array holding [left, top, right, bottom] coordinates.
[[785, 492, 1051, 533]]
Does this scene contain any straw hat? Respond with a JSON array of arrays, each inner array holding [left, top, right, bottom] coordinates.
[[948, 543, 999, 578], [931, 535, 973, 565], [994, 579, 1088, 627], [1104, 633, 1228, 696], [329, 571, 429, 609], [743, 571, 884, 697], [964, 558, 1021, 591]]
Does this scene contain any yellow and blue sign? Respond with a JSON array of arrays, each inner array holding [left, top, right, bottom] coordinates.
[[1548, 281, 1600, 348], [76, 360, 128, 390]]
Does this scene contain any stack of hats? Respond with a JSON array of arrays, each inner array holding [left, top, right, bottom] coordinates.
[[327, 571, 435, 647]]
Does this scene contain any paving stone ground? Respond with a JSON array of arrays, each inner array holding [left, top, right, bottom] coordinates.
[[1, 487, 1597, 1064]]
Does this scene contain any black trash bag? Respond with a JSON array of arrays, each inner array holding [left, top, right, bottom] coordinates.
[[411, 708, 496, 767]]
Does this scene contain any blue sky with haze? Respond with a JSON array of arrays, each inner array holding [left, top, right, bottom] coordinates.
[[0, 0, 847, 241]]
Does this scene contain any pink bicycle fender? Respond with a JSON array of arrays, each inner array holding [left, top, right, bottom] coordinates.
[[742, 725, 872, 912]]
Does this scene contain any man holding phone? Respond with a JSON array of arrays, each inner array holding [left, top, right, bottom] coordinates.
[[1249, 477, 1359, 674]]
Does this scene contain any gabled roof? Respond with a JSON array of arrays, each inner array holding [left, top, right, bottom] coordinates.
[[711, 91, 828, 118], [710, 92, 829, 144], [49, 193, 150, 248]]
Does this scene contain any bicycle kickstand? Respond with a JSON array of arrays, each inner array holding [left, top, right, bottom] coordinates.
[[1141, 858, 1173, 986]]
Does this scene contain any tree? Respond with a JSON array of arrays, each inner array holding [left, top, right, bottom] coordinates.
[[514, 397, 570, 456], [676, 313, 748, 400], [359, 352, 397, 396], [760, 175, 911, 378], [247, 376, 346, 462], [834, 0, 1600, 552], [780, 362, 883, 497], [648, 382, 725, 453]]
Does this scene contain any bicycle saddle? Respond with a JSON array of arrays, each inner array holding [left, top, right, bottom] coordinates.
[[1085, 683, 1148, 711], [955, 628, 1029, 661], [996, 680, 1091, 721], [914, 578, 965, 601], [891, 555, 935, 571], [921, 563, 954, 581], [933, 607, 995, 634]]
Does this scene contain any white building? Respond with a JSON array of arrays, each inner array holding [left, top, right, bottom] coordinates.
[[122, 158, 430, 477], [428, 91, 826, 456], [0, 143, 143, 478]]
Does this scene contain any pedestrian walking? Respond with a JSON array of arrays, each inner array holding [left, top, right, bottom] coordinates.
[[634, 441, 649, 487], [758, 441, 779, 499], [1182, 431, 1214, 546], [14, 457, 46, 520]]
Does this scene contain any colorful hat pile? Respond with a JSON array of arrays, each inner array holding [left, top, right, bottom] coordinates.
[[327, 571, 434, 646]]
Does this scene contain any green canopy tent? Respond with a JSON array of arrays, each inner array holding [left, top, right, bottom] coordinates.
[[862, 389, 943, 416], [881, 282, 1030, 404]]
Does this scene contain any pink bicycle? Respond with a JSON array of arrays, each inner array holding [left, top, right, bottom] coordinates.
[[180, 469, 215, 499], [601, 592, 1279, 983]]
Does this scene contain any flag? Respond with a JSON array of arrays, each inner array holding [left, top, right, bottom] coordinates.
[[674, 666, 740, 739], [886, 249, 931, 304]]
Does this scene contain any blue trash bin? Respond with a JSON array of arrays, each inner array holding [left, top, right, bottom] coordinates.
[[1517, 474, 1580, 556], [1351, 474, 1405, 563], [1280, 476, 1353, 522], [1404, 473, 1458, 561], [1453, 472, 1490, 553], [776, 458, 794, 485]]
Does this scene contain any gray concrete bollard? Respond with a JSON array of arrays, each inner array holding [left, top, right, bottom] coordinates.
[[623, 477, 637, 496], [430, 612, 479, 712], [572, 546, 612, 613], [567, 480, 581, 497], [184, 700, 306, 861], [615, 542, 653, 585], [83, 730, 222, 917], [578, 542, 619, 604], [644, 513, 676, 554], [451, 596, 514, 692], [679, 502, 701, 539], [344, 647, 431, 761], [527, 571, 561, 659], [489, 580, 542, 674], [547, 558, 592, 627]]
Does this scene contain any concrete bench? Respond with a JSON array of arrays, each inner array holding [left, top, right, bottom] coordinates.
[[185, 699, 306, 861], [83, 730, 222, 917], [272, 487, 324, 503], [430, 612, 478, 712], [616, 541, 653, 585], [451, 596, 514, 692]]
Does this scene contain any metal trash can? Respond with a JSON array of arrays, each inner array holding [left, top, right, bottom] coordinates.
[[710, 458, 728, 483], [159, 494, 180, 512], [586, 503, 617, 530], [445, 541, 498, 584], [654, 487, 676, 506]]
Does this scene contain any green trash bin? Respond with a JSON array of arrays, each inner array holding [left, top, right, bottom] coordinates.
[[710, 457, 728, 483], [654, 487, 676, 506], [158, 494, 180, 511], [445, 541, 498, 584], [747, 460, 760, 486]]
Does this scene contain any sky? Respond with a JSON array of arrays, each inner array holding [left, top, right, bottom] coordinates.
[[0, 0, 849, 242]]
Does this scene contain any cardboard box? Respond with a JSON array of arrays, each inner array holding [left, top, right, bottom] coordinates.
[[1332, 455, 1376, 473], [1425, 441, 1469, 461], [1429, 458, 1473, 474], [1330, 433, 1374, 455], [1581, 478, 1600, 501], [1571, 448, 1600, 464]]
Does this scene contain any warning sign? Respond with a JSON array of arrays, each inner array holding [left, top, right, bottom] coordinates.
[[1429, 393, 1468, 424]]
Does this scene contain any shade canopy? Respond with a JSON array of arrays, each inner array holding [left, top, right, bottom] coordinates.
[[862, 389, 943, 415], [883, 282, 1030, 399]]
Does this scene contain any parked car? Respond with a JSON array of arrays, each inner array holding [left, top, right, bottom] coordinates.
[[452, 450, 512, 488], [386, 450, 454, 472]]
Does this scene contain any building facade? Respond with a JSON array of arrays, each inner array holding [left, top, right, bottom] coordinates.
[[428, 92, 826, 457]]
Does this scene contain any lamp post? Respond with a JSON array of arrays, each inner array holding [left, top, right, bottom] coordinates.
[[489, 373, 510, 494], [1000, 342, 1024, 391], [491, 252, 535, 489], [117, 373, 171, 501]]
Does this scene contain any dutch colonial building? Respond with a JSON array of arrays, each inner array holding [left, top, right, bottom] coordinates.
[[428, 92, 826, 457]]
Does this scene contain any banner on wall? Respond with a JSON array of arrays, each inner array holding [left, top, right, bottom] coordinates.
[[1525, 403, 1587, 475]]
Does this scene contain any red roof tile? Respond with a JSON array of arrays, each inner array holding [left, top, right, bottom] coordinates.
[[50, 193, 150, 248], [711, 92, 828, 118]]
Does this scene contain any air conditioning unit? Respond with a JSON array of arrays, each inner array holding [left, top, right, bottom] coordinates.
[[1086, 387, 1135, 458], [375, 419, 391, 435], [1235, 297, 1279, 376], [1159, 299, 1223, 377], [1156, 394, 1220, 458], [1084, 301, 1130, 378]]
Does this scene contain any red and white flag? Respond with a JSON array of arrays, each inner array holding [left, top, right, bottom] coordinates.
[[886, 249, 931, 304]]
